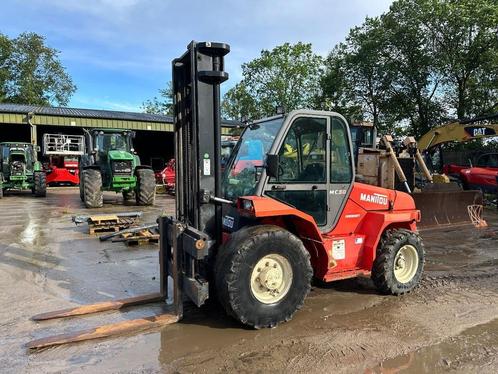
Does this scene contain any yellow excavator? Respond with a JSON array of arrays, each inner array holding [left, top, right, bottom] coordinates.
[[418, 114, 498, 152]]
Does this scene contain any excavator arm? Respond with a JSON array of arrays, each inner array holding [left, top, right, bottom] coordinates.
[[418, 114, 498, 152]]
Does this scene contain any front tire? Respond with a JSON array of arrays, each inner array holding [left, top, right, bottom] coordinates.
[[372, 228, 425, 295], [135, 168, 155, 206], [83, 169, 103, 208], [33, 172, 47, 197], [215, 225, 312, 329]]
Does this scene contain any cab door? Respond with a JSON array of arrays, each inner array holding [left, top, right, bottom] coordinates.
[[265, 115, 331, 230]]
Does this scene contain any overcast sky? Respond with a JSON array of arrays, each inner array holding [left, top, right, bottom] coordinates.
[[2, 0, 393, 112]]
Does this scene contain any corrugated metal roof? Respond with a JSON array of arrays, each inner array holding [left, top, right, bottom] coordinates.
[[0, 103, 241, 127], [0, 103, 170, 123]]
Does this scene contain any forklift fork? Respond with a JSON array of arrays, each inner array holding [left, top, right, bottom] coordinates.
[[26, 216, 183, 350]]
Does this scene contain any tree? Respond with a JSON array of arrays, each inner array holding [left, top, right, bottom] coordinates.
[[419, 0, 498, 119], [141, 81, 174, 115], [222, 42, 323, 120], [320, 18, 395, 132], [0, 32, 76, 106], [321, 0, 498, 138]]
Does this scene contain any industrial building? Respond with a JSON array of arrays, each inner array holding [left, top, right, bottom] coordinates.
[[0, 103, 241, 171]]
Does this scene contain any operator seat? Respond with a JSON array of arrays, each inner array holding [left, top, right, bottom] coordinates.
[[298, 162, 325, 182]]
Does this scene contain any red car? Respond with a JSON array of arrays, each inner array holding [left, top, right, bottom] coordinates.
[[459, 153, 498, 193]]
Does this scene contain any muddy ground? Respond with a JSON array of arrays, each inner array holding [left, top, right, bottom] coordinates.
[[0, 188, 497, 373]]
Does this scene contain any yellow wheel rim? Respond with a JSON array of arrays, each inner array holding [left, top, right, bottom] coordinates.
[[394, 245, 419, 283], [250, 254, 293, 304]]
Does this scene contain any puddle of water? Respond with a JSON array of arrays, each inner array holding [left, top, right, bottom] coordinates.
[[368, 318, 498, 373]]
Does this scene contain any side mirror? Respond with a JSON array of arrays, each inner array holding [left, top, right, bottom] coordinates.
[[266, 154, 279, 178]]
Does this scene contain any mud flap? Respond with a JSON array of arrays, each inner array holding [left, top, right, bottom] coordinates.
[[413, 183, 483, 229]]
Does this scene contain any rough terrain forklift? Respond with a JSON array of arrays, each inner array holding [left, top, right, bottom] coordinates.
[[79, 128, 156, 208], [0, 142, 46, 198], [28, 41, 425, 349]]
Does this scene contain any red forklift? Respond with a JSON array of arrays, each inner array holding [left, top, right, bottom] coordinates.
[[28, 42, 424, 349]]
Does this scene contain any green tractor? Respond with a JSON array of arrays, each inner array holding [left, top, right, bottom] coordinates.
[[79, 128, 156, 208], [0, 142, 47, 198]]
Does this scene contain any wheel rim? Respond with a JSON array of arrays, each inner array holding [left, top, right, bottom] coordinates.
[[394, 245, 419, 283], [250, 254, 293, 304]]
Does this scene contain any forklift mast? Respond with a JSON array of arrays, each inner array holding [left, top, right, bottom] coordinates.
[[160, 41, 229, 316]]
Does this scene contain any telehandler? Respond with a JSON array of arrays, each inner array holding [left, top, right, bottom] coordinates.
[[28, 41, 425, 349]]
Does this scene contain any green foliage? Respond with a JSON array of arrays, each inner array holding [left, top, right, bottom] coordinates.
[[320, 0, 498, 138], [0, 32, 76, 106], [221, 42, 323, 120], [141, 81, 173, 115]]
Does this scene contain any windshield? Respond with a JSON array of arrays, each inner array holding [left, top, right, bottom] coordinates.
[[95, 133, 130, 152], [223, 118, 283, 199]]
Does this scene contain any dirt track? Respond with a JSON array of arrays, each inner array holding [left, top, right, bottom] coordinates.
[[1, 188, 497, 373]]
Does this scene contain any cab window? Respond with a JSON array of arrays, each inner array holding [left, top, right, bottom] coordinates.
[[330, 118, 352, 183], [270, 117, 327, 183]]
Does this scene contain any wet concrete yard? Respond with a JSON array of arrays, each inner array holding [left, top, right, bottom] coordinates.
[[1, 188, 498, 373]]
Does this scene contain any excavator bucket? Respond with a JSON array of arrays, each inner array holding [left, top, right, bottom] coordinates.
[[413, 183, 484, 229]]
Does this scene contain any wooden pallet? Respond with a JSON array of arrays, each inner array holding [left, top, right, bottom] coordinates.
[[112, 228, 159, 246], [87, 214, 139, 235]]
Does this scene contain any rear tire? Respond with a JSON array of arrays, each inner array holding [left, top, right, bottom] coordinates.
[[372, 228, 425, 295], [33, 172, 47, 197], [83, 169, 103, 208], [215, 225, 312, 328], [135, 168, 155, 206]]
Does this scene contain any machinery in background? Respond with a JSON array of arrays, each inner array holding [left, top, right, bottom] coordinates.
[[42, 134, 85, 186], [79, 128, 156, 208], [155, 158, 175, 192], [352, 122, 484, 228], [155, 140, 238, 194], [0, 142, 46, 198], [417, 115, 498, 196]]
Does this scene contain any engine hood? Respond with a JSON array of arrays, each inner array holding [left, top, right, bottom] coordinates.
[[108, 150, 134, 161]]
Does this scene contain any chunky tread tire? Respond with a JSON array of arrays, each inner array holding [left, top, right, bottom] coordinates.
[[122, 190, 135, 201], [79, 171, 84, 201], [215, 225, 312, 329], [83, 169, 103, 208], [135, 169, 155, 206], [33, 172, 47, 197], [372, 228, 425, 295]]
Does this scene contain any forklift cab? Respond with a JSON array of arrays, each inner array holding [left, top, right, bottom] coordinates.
[[223, 110, 354, 231]]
